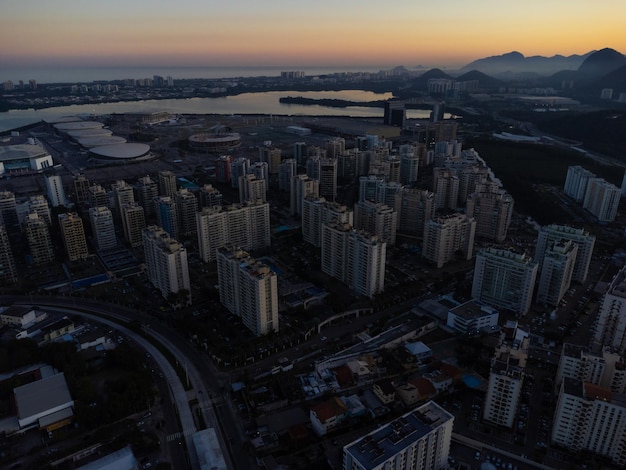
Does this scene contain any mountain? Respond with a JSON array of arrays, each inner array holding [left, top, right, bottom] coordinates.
[[576, 48, 626, 80], [455, 70, 502, 88], [460, 51, 593, 78]]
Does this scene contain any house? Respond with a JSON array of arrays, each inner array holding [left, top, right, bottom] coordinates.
[[373, 379, 396, 405], [405, 341, 433, 364], [310, 397, 348, 436]]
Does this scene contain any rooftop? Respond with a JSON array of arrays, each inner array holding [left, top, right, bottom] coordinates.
[[14, 372, 73, 421]]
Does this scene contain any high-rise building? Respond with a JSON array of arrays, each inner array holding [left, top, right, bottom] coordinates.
[[44, 173, 68, 207], [457, 165, 489, 207], [397, 188, 435, 237], [89, 206, 117, 251], [552, 378, 626, 468], [216, 246, 278, 336], [238, 174, 266, 204], [230, 158, 249, 188], [536, 240, 578, 306], [466, 182, 514, 243], [555, 344, 626, 393], [58, 212, 89, 261], [353, 200, 397, 246], [121, 203, 146, 248], [259, 144, 282, 174], [196, 201, 270, 263], [198, 184, 222, 208], [73, 173, 90, 207], [249, 161, 269, 184], [359, 175, 386, 203], [0, 191, 18, 231], [111, 180, 135, 219], [88, 184, 109, 209], [158, 170, 177, 197], [383, 100, 406, 127], [278, 159, 297, 192], [302, 197, 353, 247], [400, 151, 419, 185], [135, 175, 158, 219], [143, 225, 190, 304], [535, 224, 596, 283], [583, 178, 621, 223], [319, 158, 338, 201], [483, 334, 529, 428], [325, 137, 345, 159], [215, 155, 232, 184], [0, 223, 18, 283], [343, 401, 453, 470], [564, 166, 596, 202], [290, 174, 319, 216], [24, 195, 51, 226], [155, 196, 179, 240], [293, 142, 307, 166], [174, 189, 198, 238], [321, 222, 386, 298], [24, 213, 54, 265], [472, 248, 538, 315], [422, 213, 475, 268], [432, 167, 459, 210], [592, 266, 626, 354]]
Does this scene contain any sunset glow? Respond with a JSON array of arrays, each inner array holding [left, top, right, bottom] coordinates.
[[1, 0, 624, 70]]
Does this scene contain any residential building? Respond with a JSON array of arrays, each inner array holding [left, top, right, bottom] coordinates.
[[552, 378, 626, 468], [399, 151, 419, 185], [302, 197, 353, 247], [0, 223, 17, 283], [174, 188, 198, 238], [592, 266, 626, 354], [347, 230, 386, 298], [259, 144, 282, 174], [310, 397, 349, 437], [44, 173, 68, 207], [466, 181, 514, 243], [343, 401, 453, 470], [583, 178, 621, 223], [196, 201, 270, 262], [135, 175, 158, 218], [58, 212, 89, 261], [0, 191, 18, 230], [432, 167, 459, 210], [158, 170, 177, 197], [483, 333, 529, 428], [89, 206, 117, 251], [198, 184, 223, 208], [216, 246, 278, 336], [278, 158, 297, 192], [290, 174, 319, 216], [422, 213, 475, 268], [230, 158, 249, 188], [472, 248, 538, 315], [121, 202, 146, 247], [215, 155, 232, 184], [535, 224, 596, 283], [88, 184, 109, 209], [354, 200, 397, 246], [238, 174, 267, 204], [73, 173, 90, 207], [564, 166, 596, 202], [397, 188, 435, 236], [24, 213, 54, 265], [143, 225, 191, 304], [536, 240, 577, 306], [155, 196, 179, 240], [111, 180, 135, 220]]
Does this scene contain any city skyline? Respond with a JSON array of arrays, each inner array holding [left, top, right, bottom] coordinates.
[[2, 0, 625, 70]]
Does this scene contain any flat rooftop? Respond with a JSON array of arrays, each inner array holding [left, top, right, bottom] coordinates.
[[14, 372, 73, 421]]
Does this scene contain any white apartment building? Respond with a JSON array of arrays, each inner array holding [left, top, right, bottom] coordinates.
[[535, 224, 595, 283], [472, 248, 538, 315], [564, 166, 596, 202], [196, 201, 270, 262], [238, 174, 266, 204], [483, 334, 529, 428], [302, 197, 353, 247], [555, 344, 626, 394], [583, 178, 621, 223], [343, 401, 453, 470], [347, 230, 386, 299], [143, 225, 190, 305], [290, 174, 319, 216], [536, 240, 577, 306], [592, 266, 626, 354], [353, 200, 397, 246], [44, 173, 68, 207], [552, 378, 626, 467], [422, 213, 475, 268], [216, 246, 278, 336], [89, 206, 117, 251]]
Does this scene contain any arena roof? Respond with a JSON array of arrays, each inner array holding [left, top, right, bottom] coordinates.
[[67, 128, 113, 139], [78, 136, 126, 148], [89, 143, 150, 160], [189, 132, 241, 143], [0, 144, 49, 161], [54, 121, 105, 131], [42, 116, 85, 124]]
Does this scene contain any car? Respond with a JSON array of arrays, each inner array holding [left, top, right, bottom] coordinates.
[[475, 451, 481, 460]]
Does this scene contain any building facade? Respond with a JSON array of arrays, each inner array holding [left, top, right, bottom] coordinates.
[[535, 224, 596, 283]]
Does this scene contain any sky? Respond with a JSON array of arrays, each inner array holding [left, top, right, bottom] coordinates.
[[1, 0, 625, 70]]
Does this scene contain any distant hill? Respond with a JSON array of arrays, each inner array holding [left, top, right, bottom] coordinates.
[[460, 50, 592, 77], [576, 48, 626, 80], [455, 70, 502, 88]]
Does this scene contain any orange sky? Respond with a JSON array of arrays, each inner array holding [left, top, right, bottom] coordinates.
[[1, 0, 624, 68]]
